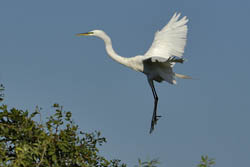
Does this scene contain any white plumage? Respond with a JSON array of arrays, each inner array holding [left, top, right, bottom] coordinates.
[[145, 13, 188, 60], [77, 12, 190, 133]]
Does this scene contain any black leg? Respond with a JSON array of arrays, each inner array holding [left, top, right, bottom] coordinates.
[[148, 79, 161, 134]]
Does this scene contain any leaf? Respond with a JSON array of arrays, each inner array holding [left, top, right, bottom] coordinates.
[[201, 156, 206, 162], [52, 154, 57, 163], [15, 147, 23, 153], [30, 111, 39, 118], [53, 103, 59, 108]]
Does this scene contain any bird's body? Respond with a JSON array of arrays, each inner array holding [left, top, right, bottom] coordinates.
[[77, 13, 190, 133]]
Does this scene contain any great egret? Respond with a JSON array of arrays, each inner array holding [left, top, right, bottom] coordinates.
[[77, 13, 190, 133]]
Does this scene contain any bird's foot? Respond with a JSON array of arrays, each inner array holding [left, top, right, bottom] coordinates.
[[155, 115, 162, 123], [150, 115, 162, 134]]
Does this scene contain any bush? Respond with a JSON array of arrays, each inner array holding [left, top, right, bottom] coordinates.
[[0, 103, 125, 167]]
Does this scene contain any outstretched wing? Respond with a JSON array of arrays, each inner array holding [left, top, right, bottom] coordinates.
[[144, 13, 188, 60]]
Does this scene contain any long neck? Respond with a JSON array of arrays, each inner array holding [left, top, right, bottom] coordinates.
[[100, 34, 130, 67]]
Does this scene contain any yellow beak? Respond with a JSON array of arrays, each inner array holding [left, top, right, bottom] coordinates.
[[76, 32, 93, 36]]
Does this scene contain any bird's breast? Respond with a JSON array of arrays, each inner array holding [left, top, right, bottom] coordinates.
[[126, 57, 144, 72]]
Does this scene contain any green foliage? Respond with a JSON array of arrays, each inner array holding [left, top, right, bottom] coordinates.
[[197, 155, 215, 167], [134, 158, 160, 167], [0, 103, 126, 167], [0, 84, 4, 102]]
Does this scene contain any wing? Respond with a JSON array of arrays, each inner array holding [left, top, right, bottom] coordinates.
[[143, 56, 184, 64], [144, 13, 188, 60]]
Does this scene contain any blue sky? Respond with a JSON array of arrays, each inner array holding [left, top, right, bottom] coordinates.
[[1, 0, 250, 166]]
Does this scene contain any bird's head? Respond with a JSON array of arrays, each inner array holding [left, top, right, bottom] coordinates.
[[76, 30, 107, 38]]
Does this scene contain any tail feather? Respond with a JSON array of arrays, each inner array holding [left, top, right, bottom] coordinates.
[[160, 72, 177, 84], [175, 73, 192, 79]]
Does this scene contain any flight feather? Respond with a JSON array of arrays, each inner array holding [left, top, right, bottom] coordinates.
[[144, 13, 188, 60]]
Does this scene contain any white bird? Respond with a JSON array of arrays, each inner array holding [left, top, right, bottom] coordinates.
[[77, 13, 191, 133]]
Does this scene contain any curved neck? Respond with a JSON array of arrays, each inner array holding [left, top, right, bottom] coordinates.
[[100, 34, 130, 67]]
